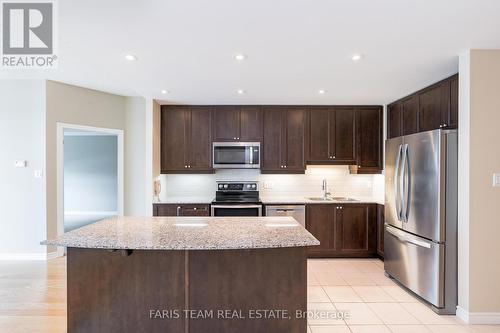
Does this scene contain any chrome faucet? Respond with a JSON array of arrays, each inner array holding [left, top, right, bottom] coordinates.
[[322, 179, 331, 199]]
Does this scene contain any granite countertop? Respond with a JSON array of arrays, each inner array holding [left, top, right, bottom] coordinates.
[[42, 216, 319, 250], [154, 196, 384, 205]]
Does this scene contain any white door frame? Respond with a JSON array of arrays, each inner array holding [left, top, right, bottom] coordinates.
[[56, 122, 124, 256]]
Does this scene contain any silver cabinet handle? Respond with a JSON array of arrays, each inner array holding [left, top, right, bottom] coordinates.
[[176, 206, 181, 216]]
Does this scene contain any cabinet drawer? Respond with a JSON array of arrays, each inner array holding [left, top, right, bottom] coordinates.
[[153, 204, 210, 217]]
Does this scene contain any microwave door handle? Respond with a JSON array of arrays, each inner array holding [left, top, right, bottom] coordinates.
[[394, 144, 402, 221], [249, 146, 253, 164]]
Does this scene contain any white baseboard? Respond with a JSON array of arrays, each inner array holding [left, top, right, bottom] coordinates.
[[0, 252, 62, 261], [457, 306, 500, 324]]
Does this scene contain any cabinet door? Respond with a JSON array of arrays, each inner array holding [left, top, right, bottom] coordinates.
[[337, 204, 376, 256], [448, 75, 458, 128], [239, 107, 262, 141], [284, 108, 306, 172], [402, 95, 418, 135], [387, 103, 402, 139], [261, 107, 283, 172], [307, 107, 330, 161], [377, 204, 384, 258], [419, 83, 449, 132], [188, 107, 212, 171], [213, 106, 240, 141], [161, 107, 187, 172], [332, 107, 356, 162], [154, 204, 179, 216], [356, 107, 383, 173], [306, 205, 336, 256]]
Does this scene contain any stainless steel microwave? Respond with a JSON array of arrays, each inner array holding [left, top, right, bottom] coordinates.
[[212, 142, 260, 169]]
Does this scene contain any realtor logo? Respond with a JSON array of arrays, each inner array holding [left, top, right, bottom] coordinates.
[[1, 0, 57, 68]]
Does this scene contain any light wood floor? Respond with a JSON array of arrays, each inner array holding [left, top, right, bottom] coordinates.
[[0, 257, 499, 333]]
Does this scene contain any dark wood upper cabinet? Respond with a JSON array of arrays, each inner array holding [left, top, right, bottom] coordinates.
[[387, 74, 458, 138], [354, 107, 383, 173], [308, 107, 330, 161], [161, 107, 187, 172], [262, 107, 305, 173], [333, 107, 356, 163], [213, 106, 262, 141], [239, 107, 262, 141], [188, 107, 213, 171], [448, 75, 459, 128], [307, 107, 356, 164], [161, 106, 212, 173], [387, 103, 402, 139], [213, 106, 240, 141], [402, 95, 419, 135], [419, 82, 449, 132]]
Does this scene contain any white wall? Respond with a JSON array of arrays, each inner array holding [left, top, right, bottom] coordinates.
[[124, 97, 147, 215], [159, 166, 384, 202], [0, 80, 47, 259]]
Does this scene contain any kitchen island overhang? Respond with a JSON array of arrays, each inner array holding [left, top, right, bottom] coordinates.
[[42, 216, 319, 333]]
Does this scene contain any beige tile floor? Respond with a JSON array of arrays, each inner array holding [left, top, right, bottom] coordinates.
[[307, 258, 500, 333], [0, 257, 499, 332]]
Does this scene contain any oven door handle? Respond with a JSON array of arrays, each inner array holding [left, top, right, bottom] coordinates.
[[211, 205, 262, 209]]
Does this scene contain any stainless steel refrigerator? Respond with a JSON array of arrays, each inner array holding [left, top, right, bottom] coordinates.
[[384, 129, 457, 314]]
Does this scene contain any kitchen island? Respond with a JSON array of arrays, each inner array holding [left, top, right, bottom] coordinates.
[[42, 216, 319, 333]]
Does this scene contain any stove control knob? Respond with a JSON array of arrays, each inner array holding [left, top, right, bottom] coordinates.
[[251, 184, 256, 189], [247, 184, 251, 188], [223, 184, 228, 189], [218, 184, 223, 189]]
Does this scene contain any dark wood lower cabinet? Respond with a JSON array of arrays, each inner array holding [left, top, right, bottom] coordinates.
[[153, 204, 210, 217], [68, 247, 306, 333], [306, 203, 379, 258], [377, 204, 385, 258]]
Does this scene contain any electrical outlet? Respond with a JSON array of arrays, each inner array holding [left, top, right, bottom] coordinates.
[[493, 173, 500, 187], [264, 181, 274, 189]]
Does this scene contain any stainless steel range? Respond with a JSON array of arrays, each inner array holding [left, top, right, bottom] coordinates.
[[211, 181, 262, 216]]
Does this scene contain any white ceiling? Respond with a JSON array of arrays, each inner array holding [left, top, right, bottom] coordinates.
[[2, 0, 500, 105]]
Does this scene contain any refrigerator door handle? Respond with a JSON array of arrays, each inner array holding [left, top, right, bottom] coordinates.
[[403, 144, 411, 222], [399, 144, 408, 222], [394, 144, 403, 220], [386, 224, 432, 249]]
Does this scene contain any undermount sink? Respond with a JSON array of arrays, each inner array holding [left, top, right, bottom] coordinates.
[[307, 196, 358, 202]]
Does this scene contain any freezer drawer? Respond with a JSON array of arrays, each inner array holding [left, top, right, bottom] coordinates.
[[384, 224, 445, 308]]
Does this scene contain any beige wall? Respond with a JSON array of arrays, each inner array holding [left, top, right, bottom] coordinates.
[[468, 50, 500, 313], [45, 81, 127, 252]]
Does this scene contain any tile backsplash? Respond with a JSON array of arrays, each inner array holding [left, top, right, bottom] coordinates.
[[158, 165, 384, 202]]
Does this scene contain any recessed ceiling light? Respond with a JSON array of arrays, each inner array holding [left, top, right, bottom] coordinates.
[[237, 89, 245, 94], [234, 53, 246, 61], [125, 54, 137, 61], [318, 89, 327, 95], [352, 54, 363, 61], [161, 89, 169, 94]]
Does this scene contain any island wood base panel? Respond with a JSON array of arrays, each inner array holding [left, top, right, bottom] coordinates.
[[67, 247, 307, 333]]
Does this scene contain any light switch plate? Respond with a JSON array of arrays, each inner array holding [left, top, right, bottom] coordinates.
[[264, 181, 274, 189], [34, 170, 43, 178], [14, 160, 27, 168], [493, 173, 500, 187]]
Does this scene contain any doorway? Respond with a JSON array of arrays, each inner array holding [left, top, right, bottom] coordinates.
[[56, 123, 123, 254]]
